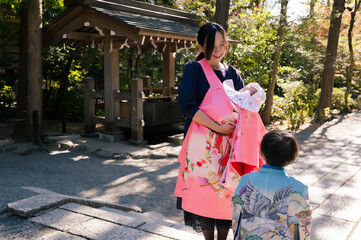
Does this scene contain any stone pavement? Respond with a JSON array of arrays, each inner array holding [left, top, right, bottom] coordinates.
[[1, 110, 361, 239]]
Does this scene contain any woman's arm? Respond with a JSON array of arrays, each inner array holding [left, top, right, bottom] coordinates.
[[193, 110, 235, 135]]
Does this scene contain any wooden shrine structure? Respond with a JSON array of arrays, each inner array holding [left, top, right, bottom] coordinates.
[[43, 0, 200, 142]]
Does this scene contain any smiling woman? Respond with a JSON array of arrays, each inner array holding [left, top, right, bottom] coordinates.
[[174, 22, 265, 240]]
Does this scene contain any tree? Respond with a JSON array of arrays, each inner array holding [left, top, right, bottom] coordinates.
[[315, 0, 346, 122], [261, 0, 288, 125], [344, 0, 361, 112], [214, 0, 230, 30], [25, 0, 43, 144], [1, 0, 63, 140]]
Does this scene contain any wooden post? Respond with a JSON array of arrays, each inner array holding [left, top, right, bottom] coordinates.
[[103, 37, 120, 132], [143, 75, 152, 97], [162, 43, 176, 99], [83, 77, 95, 134], [131, 78, 144, 142]]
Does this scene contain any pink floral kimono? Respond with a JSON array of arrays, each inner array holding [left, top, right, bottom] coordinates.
[[175, 59, 266, 220]]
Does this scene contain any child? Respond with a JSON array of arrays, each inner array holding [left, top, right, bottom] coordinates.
[[232, 130, 312, 240]]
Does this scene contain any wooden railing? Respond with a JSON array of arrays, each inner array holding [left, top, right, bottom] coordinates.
[[83, 77, 144, 141], [83, 76, 178, 142]]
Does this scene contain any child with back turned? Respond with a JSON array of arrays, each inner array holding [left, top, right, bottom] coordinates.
[[232, 130, 312, 240]]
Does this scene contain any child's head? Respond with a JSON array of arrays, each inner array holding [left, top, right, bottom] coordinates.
[[261, 130, 299, 168]]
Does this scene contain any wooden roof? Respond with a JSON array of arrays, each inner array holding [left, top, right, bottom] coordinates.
[[43, 0, 201, 52]]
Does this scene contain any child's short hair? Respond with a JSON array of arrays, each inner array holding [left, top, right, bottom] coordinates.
[[261, 130, 299, 167]]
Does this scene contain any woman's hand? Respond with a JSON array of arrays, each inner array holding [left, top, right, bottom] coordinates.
[[193, 110, 236, 135], [215, 123, 235, 135]]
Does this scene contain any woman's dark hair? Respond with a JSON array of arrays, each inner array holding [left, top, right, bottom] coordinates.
[[260, 130, 300, 168], [195, 22, 228, 61]]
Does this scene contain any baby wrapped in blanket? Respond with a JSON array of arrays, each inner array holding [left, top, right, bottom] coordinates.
[[223, 80, 266, 113], [220, 80, 267, 182]]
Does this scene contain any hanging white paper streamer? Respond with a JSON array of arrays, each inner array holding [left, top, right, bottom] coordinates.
[[98, 40, 104, 53], [162, 38, 167, 52], [141, 36, 145, 45], [119, 39, 129, 49], [150, 36, 157, 49], [137, 45, 141, 55], [184, 40, 189, 53], [94, 26, 104, 36]]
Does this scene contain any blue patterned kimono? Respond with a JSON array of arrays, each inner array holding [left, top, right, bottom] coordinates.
[[232, 165, 312, 240]]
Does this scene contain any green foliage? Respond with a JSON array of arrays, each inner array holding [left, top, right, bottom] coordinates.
[[225, 5, 276, 87], [0, 53, 18, 118], [0, 0, 23, 18], [0, 0, 64, 22], [43, 45, 89, 121], [134, 49, 163, 88], [315, 87, 355, 111], [43, 0, 65, 25], [175, 0, 215, 23], [280, 24, 325, 88], [273, 75, 318, 130], [0, 84, 16, 116]]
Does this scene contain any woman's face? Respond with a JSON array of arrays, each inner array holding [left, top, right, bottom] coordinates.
[[208, 31, 227, 66]]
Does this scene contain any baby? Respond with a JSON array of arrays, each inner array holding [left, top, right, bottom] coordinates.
[[223, 80, 266, 113]]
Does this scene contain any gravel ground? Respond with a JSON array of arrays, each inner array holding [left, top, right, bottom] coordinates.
[[0, 150, 181, 220]]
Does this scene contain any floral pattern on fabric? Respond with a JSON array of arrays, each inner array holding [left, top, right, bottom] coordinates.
[[232, 175, 312, 240], [182, 117, 241, 199]]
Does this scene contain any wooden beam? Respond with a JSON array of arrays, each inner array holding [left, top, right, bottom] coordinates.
[[139, 29, 197, 42], [114, 91, 131, 101], [63, 31, 103, 41], [115, 119, 131, 128], [90, 90, 104, 99]]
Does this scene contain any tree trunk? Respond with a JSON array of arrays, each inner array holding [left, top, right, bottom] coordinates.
[[306, 0, 317, 87], [27, 0, 43, 143], [13, 5, 28, 139], [214, 0, 231, 30], [344, 0, 360, 112], [261, 0, 288, 125], [315, 0, 345, 122]]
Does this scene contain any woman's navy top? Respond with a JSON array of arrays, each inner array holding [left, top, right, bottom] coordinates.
[[178, 61, 244, 136]]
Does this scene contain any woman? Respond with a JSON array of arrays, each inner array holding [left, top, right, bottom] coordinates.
[[174, 23, 265, 240]]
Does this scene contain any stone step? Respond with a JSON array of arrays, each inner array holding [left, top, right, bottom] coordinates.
[[39, 231, 86, 240], [99, 206, 178, 228], [7, 193, 205, 240], [30, 203, 203, 240]]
